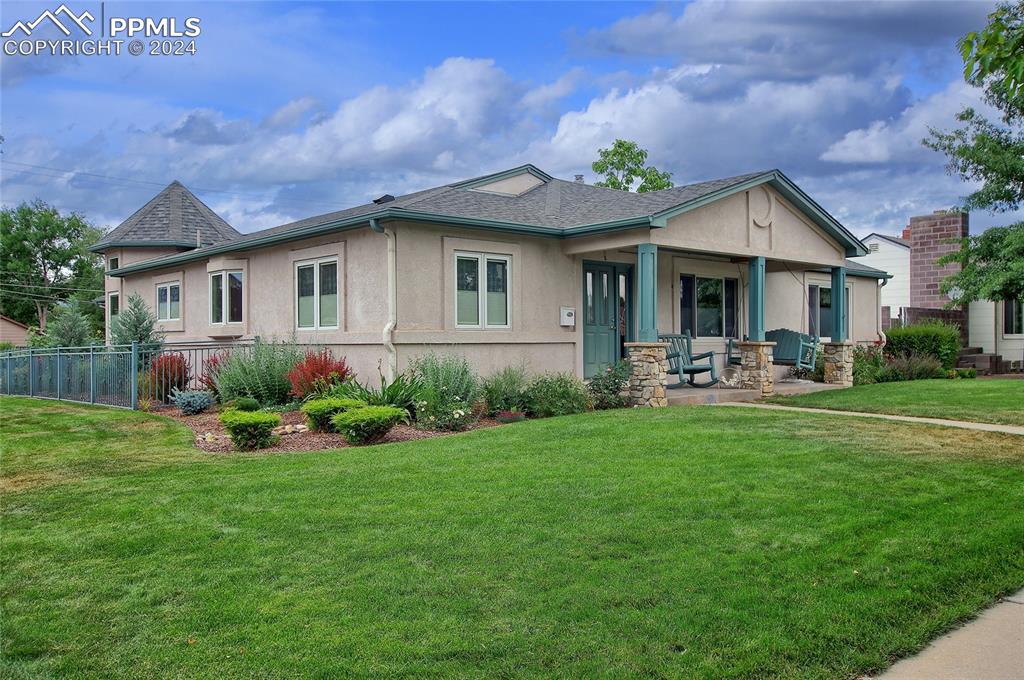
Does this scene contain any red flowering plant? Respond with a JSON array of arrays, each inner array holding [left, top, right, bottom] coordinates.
[[200, 351, 229, 399], [145, 352, 191, 402], [287, 349, 352, 400]]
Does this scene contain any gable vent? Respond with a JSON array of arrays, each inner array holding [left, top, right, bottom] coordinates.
[[868, 242, 879, 253]]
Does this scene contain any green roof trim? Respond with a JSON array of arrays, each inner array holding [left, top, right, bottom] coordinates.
[[450, 164, 554, 190], [89, 239, 198, 253]]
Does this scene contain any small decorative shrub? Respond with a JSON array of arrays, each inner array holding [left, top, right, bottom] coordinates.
[[145, 352, 191, 402], [233, 396, 260, 412], [495, 410, 526, 423], [884, 321, 961, 369], [852, 345, 886, 386], [481, 364, 529, 415], [331, 405, 408, 445], [875, 353, 946, 383], [219, 409, 281, 450], [287, 350, 353, 399], [587, 360, 631, 409], [170, 388, 215, 415], [200, 351, 229, 399], [950, 367, 977, 379], [524, 372, 592, 417], [300, 397, 367, 432], [321, 371, 423, 416], [409, 353, 480, 431], [214, 339, 304, 406]]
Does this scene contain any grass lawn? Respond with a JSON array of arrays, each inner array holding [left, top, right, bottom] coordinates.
[[2, 397, 1023, 678], [769, 378, 1024, 426]]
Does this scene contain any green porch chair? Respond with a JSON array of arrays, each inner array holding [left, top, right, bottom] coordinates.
[[726, 329, 818, 370], [658, 332, 719, 388]]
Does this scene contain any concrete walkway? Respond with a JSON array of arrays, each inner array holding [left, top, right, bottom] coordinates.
[[714, 402, 1024, 436], [876, 589, 1024, 679]]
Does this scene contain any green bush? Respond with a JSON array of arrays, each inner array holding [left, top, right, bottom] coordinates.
[[170, 388, 215, 415], [300, 397, 367, 432], [231, 396, 260, 412], [884, 321, 961, 369], [331, 405, 408, 445], [409, 353, 480, 431], [214, 339, 304, 406], [587, 360, 631, 409], [876, 353, 947, 383], [320, 373, 423, 416], [852, 345, 886, 386], [524, 372, 592, 417], [952, 367, 978, 379], [481, 364, 529, 415], [219, 409, 281, 450]]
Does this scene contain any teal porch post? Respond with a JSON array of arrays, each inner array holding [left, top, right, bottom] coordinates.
[[831, 266, 847, 342], [748, 256, 766, 342], [637, 243, 658, 342]]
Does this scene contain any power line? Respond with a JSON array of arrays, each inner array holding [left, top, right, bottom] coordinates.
[[0, 281, 105, 293]]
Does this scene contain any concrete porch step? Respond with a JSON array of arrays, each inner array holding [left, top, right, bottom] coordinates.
[[959, 346, 983, 356], [665, 381, 842, 406]]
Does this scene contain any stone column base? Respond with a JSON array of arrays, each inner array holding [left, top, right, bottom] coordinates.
[[624, 342, 669, 407], [737, 340, 776, 397], [823, 341, 854, 386]]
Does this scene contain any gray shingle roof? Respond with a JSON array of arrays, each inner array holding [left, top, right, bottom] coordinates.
[[93, 181, 240, 250], [864, 232, 910, 248]]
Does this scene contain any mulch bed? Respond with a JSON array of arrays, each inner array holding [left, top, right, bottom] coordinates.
[[149, 405, 502, 453]]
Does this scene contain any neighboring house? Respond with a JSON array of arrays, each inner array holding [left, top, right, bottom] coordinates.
[[94, 165, 888, 383], [861, 232, 910, 316], [0, 315, 29, 346]]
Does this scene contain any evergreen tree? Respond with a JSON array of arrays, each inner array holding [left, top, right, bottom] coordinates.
[[109, 293, 164, 347]]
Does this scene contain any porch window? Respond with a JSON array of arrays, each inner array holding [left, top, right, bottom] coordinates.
[[679, 275, 738, 338], [808, 285, 849, 339], [1005, 299, 1023, 335], [456, 251, 510, 329], [156, 282, 180, 321], [210, 271, 244, 324], [296, 258, 339, 330]]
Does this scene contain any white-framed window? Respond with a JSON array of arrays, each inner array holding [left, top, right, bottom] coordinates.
[[108, 292, 120, 322], [808, 284, 850, 339], [209, 270, 243, 324], [679, 274, 739, 338], [295, 257, 339, 330], [455, 251, 510, 329], [108, 256, 119, 271], [156, 282, 181, 321], [1004, 299, 1023, 336]]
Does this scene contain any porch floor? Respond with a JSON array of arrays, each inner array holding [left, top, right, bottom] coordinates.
[[665, 380, 842, 406]]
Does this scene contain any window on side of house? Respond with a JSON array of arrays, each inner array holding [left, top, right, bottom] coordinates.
[[1005, 299, 1024, 335], [679, 274, 738, 338], [210, 271, 243, 324], [108, 293, 120, 322], [808, 284, 850, 339], [295, 257, 339, 330], [156, 282, 181, 321], [109, 256, 119, 271], [455, 251, 510, 329]]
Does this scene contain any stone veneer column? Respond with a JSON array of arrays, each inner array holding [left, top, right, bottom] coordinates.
[[823, 341, 854, 386], [737, 340, 775, 397], [624, 342, 669, 407]]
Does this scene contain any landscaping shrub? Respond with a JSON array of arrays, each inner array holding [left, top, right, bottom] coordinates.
[[875, 353, 946, 383], [214, 339, 304, 406], [322, 371, 423, 416], [852, 345, 886, 386], [233, 396, 260, 412], [200, 351, 229, 399], [170, 388, 215, 415], [287, 349, 352, 400], [524, 372, 591, 417], [219, 409, 281, 450], [587, 360, 631, 409], [950, 367, 978, 379], [109, 292, 164, 348], [884, 321, 961, 369], [409, 353, 480, 431], [300, 397, 367, 432], [331, 405, 407, 445], [481, 364, 529, 415], [145, 352, 191, 402]]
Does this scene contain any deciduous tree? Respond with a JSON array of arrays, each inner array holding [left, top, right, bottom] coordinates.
[[591, 140, 674, 193]]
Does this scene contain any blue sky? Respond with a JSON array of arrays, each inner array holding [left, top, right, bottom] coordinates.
[[0, 0, 1012, 237]]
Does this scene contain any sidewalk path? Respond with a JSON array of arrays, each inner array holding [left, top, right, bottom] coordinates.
[[876, 589, 1024, 679], [714, 402, 1024, 436]]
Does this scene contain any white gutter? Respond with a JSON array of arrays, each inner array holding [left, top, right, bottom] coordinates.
[[370, 218, 398, 381]]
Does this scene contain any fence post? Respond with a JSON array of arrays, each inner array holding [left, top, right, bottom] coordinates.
[[28, 348, 34, 397], [56, 347, 62, 401], [5, 353, 10, 395], [90, 344, 96, 404], [130, 342, 139, 410]]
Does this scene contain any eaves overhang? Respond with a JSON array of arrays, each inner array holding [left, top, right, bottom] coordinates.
[[89, 239, 198, 253]]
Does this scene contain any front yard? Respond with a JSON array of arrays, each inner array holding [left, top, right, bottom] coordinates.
[[770, 378, 1024, 426], [2, 397, 1023, 678]]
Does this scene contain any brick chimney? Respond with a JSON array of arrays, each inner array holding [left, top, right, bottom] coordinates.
[[907, 211, 968, 308]]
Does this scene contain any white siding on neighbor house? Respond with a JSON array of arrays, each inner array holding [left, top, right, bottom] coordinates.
[[860, 236, 909, 313], [969, 300, 996, 353]]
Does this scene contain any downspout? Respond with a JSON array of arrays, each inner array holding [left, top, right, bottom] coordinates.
[[370, 218, 398, 382], [877, 277, 888, 347]]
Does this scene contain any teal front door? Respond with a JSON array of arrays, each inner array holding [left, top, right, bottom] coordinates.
[[583, 263, 619, 379]]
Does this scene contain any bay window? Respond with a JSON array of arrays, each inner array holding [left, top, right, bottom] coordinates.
[[679, 274, 738, 338], [210, 271, 243, 324], [455, 251, 510, 329], [156, 282, 180, 321], [296, 257, 338, 330]]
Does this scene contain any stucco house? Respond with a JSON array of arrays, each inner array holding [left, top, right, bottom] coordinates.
[[0, 315, 30, 347], [94, 165, 888, 386]]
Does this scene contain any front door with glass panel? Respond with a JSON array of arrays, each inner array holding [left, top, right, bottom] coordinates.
[[583, 263, 619, 379]]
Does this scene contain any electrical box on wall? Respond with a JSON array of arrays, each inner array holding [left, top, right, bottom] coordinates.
[[559, 306, 576, 327]]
